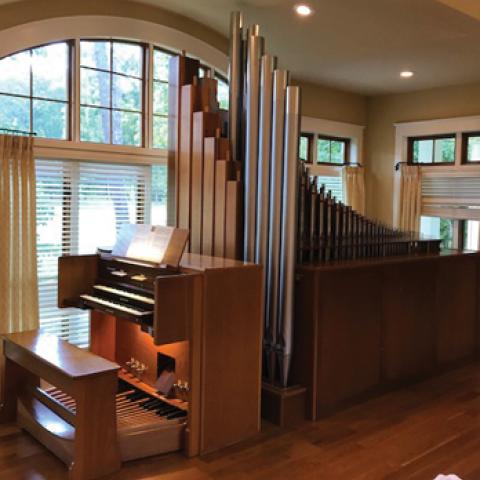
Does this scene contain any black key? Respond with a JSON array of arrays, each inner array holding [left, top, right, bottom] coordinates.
[[166, 410, 188, 420], [144, 399, 163, 410], [126, 391, 146, 401], [140, 398, 159, 409], [155, 405, 177, 416]]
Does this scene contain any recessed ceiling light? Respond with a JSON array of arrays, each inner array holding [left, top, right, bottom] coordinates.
[[400, 71, 414, 78], [295, 4, 313, 16]]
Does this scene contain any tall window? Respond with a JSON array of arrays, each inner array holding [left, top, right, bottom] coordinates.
[[409, 135, 455, 164], [316, 135, 349, 164], [216, 74, 229, 110], [80, 40, 144, 146], [35, 159, 161, 346], [152, 48, 172, 149], [0, 42, 70, 139]]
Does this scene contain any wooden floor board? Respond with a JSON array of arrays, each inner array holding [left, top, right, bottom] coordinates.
[[2, 362, 480, 479]]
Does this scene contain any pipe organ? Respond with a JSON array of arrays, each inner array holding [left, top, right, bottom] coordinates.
[[1, 226, 262, 479], [297, 166, 442, 263]]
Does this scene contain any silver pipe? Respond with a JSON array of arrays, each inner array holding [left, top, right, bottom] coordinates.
[[255, 55, 276, 265], [243, 30, 264, 262], [256, 54, 276, 377], [266, 69, 289, 378], [228, 12, 243, 164], [278, 85, 301, 388]]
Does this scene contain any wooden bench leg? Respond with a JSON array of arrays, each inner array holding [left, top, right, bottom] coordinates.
[[69, 374, 121, 480]]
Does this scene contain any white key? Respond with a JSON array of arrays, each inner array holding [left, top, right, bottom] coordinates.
[[93, 285, 154, 305], [80, 294, 153, 317]]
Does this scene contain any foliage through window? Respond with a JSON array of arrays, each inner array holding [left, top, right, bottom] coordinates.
[[299, 134, 311, 162], [0, 42, 70, 139], [316, 136, 349, 164], [420, 216, 455, 249], [80, 40, 144, 146], [462, 132, 480, 163], [409, 135, 455, 164], [152, 48, 172, 149]]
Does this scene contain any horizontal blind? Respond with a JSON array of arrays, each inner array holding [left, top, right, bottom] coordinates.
[[422, 176, 480, 207], [35, 159, 151, 347], [316, 175, 344, 203]]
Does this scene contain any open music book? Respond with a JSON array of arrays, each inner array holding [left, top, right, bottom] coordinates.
[[111, 224, 189, 268]]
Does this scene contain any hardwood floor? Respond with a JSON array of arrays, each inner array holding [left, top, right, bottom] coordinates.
[[2, 363, 480, 479]]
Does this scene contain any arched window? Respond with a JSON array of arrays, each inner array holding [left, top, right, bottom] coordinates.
[[0, 39, 228, 148], [0, 42, 70, 139]]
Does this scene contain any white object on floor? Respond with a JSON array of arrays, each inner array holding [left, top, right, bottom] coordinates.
[[434, 475, 462, 480]]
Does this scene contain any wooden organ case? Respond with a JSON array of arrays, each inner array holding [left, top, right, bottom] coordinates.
[[3, 230, 262, 479]]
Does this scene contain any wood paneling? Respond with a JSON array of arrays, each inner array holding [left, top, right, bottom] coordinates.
[[382, 260, 437, 382], [294, 252, 480, 420], [316, 268, 382, 412], [190, 112, 220, 254]]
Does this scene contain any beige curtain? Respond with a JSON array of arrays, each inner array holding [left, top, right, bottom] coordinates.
[[0, 135, 39, 334], [342, 166, 366, 214], [398, 163, 422, 232]]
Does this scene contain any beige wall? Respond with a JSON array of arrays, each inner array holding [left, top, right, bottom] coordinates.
[[0, 0, 228, 53], [293, 80, 368, 126], [366, 82, 480, 224]]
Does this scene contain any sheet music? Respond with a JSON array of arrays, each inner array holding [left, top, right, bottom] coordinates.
[[111, 224, 180, 265]]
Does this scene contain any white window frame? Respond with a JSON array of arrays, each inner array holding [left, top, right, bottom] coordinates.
[[394, 115, 480, 226], [0, 15, 228, 166], [301, 115, 365, 177]]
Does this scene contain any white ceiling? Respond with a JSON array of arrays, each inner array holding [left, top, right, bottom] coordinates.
[[2, 0, 480, 94]]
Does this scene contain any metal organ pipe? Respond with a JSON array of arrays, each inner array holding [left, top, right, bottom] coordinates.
[[278, 86, 301, 388], [255, 54, 276, 329], [243, 28, 264, 262], [228, 12, 243, 163], [266, 69, 289, 381]]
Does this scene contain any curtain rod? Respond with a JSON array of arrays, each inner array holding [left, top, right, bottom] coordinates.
[[395, 161, 408, 171], [0, 128, 37, 136]]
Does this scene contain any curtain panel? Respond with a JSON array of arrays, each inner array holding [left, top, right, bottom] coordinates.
[[398, 163, 422, 233], [342, 166, 366, 215], [0, 135, 39, 334]]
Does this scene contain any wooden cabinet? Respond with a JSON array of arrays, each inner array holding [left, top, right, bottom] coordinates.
[[293, 251, 480, 420]]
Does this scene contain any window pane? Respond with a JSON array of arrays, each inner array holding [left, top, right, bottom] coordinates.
[[153, 115, 168, 149], [420, 216, 454, 249], [154, 50, 171, 81], [464, 220, 480, 250], [434, 137, 455, 163], [316, 176, 343, 202], [331, 140, 345, 164], [32, 43, 68, 101], [413, 139, 433, 163], [299, 136, 309, 161], [0, 50, 30, 96], [317, 139, 331, 163], [0, 94, 30, 131], [80, 106, 111, 143], [153, 81, 168, 115], [33, 100, 67, 140], [80, 68, 111, 107], [467, 136, 480, 161], [112, 42, 142, 77], [112, 110, 141, 146], [152, 164, 167, 225], [217, 78, 229, 110], [80, 41, 110, 70], [112, 75, 141, 111]]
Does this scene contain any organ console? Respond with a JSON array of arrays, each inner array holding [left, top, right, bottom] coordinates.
[[1, 225, 263, 479]]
